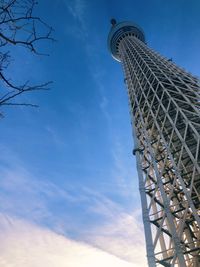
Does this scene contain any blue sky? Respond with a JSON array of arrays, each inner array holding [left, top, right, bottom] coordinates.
[[0, 0, 200, 266]]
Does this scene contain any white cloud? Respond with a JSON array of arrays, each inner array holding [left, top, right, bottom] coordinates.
[[82, 205, 147, 265], [0, 147, 147, 266], [0, 213, 135, 267]]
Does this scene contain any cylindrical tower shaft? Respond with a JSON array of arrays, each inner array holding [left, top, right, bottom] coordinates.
[[108, 21, 200, 267]]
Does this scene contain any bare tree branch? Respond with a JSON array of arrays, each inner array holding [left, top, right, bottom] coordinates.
[[0, 0, 54, 115]]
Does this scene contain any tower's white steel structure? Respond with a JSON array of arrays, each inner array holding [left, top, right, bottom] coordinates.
[[108, 20, 200, 267]]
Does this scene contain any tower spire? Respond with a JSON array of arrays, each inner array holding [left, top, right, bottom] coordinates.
[[110, 18, 117, 26]]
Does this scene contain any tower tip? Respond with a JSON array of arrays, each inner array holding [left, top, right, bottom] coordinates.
[[110, 18, 117, 26]]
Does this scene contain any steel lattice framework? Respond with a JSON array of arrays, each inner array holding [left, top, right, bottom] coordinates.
[[108, 20, 200, 267]]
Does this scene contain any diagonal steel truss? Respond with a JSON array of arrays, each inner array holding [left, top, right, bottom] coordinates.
[[119, 35, 200, 267]]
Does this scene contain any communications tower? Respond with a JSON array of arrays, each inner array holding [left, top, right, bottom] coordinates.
[[108, 20, 200, 267]]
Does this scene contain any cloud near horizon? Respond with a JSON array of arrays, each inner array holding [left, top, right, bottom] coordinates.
[[0, 146, 147, 266], [0, 213, 140, 267]]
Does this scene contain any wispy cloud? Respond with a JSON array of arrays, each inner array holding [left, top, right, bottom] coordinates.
[[94, 81, 139, 199], [67, 0, 86, 24], [79, 188, 146, 264], [0, 146, 146, 265], [87, 212, 146, 265], [0, 147, 76, 232], [64, 0, 88, 39], [0, 213, 136, 267]]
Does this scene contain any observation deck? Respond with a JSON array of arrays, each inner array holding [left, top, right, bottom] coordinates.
[[107, 20, 145, 62]]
